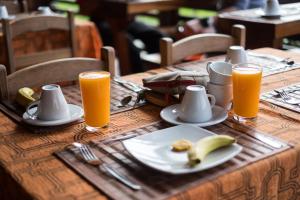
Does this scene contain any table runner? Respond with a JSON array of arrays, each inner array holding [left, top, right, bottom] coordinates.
[[261, 82, 300, 113], [56, 119, 291, 200], [0, 80, 144, 133], [1, 48, 300, 200], [167, 54, 300, 77]]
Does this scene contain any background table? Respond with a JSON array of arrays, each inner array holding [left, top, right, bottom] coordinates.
[[217, 2, 300, 49], [91, 0, 217, 75], [1, 48, 300, 199], [0, 19, 102, 67]]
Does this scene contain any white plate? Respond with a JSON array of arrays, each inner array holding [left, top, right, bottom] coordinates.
[[160, 104, 228, 127], [122, 125, 242, 174], [22, 104, 83, 126]]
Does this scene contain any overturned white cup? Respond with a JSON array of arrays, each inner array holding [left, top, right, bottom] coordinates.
[[0, 5, 9, 19], [225, 46, 247, 64], [26, 84, 70, 121], [264, 0, 281, 16], [179, 85, 215, 123]]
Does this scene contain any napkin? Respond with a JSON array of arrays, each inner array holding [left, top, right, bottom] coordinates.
[[142, 71, 209, 95]]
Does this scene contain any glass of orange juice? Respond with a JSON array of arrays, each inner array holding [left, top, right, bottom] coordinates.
[[232, 63, 262, 122], [79, 71, 110, 131]]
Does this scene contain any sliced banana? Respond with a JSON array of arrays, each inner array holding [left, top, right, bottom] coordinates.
[[188, 135, 236, 166], [172, 139, 192, 152], [15, 87, 36, 107]]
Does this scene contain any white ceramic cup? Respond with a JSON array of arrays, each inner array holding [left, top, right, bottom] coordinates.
[[37, 6, 53, 15], [264, 0, 281, 16], [225, 46, 247, 64], [26, 84, 70, 121], [206, 61, 232, 85], [179, 85, 216, 123], [207, 82, 233, 108], [0, 6, 9, 19]]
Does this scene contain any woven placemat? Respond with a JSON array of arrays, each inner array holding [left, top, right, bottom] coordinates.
[[167, 54, 300, 77], [56, 119, 292, 200], [261, 82, 300, 113], [0, 80, 144, 133]]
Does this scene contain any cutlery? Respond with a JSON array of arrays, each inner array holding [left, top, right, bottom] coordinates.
[[247, 52, 295, 65], [73, 142, 142, 191], [113, 78, 148, 106], [276, 90, 300, 105], [102, 133, 138, 144], [113, 77, 145, 93], [118, 96, 132, 107], [274, 88, 300, 94]]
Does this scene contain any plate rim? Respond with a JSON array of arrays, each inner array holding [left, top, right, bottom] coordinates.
[[160, 104, 228, 127], [122, 124, 242, 174], [22, 104, 83, 126]]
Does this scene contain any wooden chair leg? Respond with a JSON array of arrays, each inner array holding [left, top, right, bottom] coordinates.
[[0, 65, 9, 101]]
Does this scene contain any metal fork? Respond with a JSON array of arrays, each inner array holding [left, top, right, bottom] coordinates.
[[73, 142, 142, 190], [277, 90, 300, 105]]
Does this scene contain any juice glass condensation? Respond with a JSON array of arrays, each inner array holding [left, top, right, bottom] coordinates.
[[232, 63, 262, 121], [79, 71, 110, 131]]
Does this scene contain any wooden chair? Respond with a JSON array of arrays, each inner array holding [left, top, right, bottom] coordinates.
[[0, 46, 115, 101], [1, 11, 76, 74], [160, 24, 246, 66], [0, 0, 28, 14]]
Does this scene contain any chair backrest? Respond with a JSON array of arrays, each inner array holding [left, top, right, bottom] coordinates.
[[0, 0, 28, 14], [0, 46, 115, 101], [160, 24, 246, 66], [2, 11, 76, 74]]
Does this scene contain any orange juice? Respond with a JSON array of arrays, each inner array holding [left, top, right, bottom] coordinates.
[[79, 71, 110, 129], [232, 64, 262, 119]]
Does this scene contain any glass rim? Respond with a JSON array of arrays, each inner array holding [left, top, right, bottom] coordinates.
[[79, 71, 110, 78], [232, 63, 262, 71]]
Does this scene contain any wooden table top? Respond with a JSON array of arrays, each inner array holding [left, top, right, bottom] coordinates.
[[1, 48, 300, 199], [218, 3, 300, 38], [218, 2, 300, 24], [217, 3, 300, 48]]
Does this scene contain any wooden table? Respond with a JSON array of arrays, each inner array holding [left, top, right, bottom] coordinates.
[[94, 0, 217, 75], [1, 48, 300, 199], [217, 3, 300, 49]]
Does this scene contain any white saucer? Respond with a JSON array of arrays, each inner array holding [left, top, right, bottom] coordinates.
[[261, 14, 281, 19], [22, 104, 83, 126], [160, 104, 228, 127], [256, 9, 282, 19]]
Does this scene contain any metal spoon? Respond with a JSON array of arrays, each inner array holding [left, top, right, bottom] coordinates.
[[118, 96, 132, 107]]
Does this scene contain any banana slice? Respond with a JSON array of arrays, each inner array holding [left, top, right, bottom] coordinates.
[[16, 87, 36, 107], [188, 135, 236, 166], [172, 139, 192, 152]]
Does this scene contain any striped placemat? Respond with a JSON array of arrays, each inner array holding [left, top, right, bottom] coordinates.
[[261, 82, 300, 113], [56, 119, 291, 200]]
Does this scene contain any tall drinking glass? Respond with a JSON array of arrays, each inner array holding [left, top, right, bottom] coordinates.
[[232, 63, 262, 122], [79, 71, 110, 131]]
